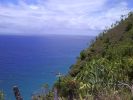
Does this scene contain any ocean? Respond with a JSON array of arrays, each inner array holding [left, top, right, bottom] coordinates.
[[0, 35, 93, 100]]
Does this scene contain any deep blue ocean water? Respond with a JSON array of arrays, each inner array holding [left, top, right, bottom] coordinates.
[[0, 35, 93, 100]]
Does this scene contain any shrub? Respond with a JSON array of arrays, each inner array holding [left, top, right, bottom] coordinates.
[[80, 50, 86, 60], [125, 23, 132, 32]]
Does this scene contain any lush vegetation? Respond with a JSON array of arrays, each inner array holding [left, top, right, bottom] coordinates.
[[32, 12, 133, 100], [56, 12, 133, 100]]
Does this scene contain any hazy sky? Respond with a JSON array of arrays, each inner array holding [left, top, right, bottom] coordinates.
[[0, 0, 132, 36]]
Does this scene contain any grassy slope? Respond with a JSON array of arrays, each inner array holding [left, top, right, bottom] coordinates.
[[69, 12, 133, 77], [59, 12, 133, 99], [32, 12, 133, 100]]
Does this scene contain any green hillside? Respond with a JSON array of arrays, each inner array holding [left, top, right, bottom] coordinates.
[[69, 12, 133, 77], [32, 12, 133, 100], [54, 12, 133, 100]]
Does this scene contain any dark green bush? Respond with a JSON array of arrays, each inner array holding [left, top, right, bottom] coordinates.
[[125, 23, 132, 31], [80, 50, 86, 60]]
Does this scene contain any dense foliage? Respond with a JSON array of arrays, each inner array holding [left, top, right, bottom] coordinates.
[[56, 12, 133, 99], [32, 12, 133, 100]]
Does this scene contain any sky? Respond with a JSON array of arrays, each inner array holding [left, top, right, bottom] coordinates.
[[0, 0, 133, 36]]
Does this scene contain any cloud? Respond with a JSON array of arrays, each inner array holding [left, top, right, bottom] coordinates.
[[0, 0, 131, 36]]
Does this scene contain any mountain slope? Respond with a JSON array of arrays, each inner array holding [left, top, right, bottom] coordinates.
[[69, 12, 133, 77], [32, 12, 133, 100], [56, 12, 133, 99]]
